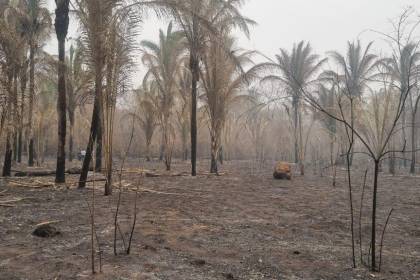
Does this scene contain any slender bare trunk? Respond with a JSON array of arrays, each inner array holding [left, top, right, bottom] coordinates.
[[12, 72, 18, 163], [371, 160, 380, 271], [28, 40, 35, 166], [410, 113, 416, 174], [190, 51, 198, 176], [95, 116, 102, 172], [18, 76, 25, 163], [293, 98, 299, 165], [69, 113, 74, 162]]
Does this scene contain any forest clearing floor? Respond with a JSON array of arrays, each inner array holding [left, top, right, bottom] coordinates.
[[0, 160, 419, 280]]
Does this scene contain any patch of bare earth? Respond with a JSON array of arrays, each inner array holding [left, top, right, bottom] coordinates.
[[0, 160, 419, 279]]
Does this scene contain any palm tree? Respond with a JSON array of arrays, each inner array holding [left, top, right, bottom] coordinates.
[[54, 0, 70, 183], [102, 9, 139, 194], [382, 43, 420, 174], [75, 0, 139, 194], [0, 5, 26, 176], [13, 0, 51, 167], [66, 41, 92, 162], [141, 22, 185, 171], [74, 0, 116, 190], [325, 41, 378, 164], [133, 83, 159, 161], [315, 84, 338, 185], [176, 66, 191, 161], [243, 88, 271, 163], [259, 41, 327, 175], [200, 35, 256, 173], [164, 0, 254, 175]]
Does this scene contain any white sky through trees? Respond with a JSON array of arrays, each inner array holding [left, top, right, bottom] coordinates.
[[45, 0, 420, 87]]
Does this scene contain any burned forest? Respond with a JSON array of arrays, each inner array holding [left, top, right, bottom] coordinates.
[[0, 1, 419, 279]]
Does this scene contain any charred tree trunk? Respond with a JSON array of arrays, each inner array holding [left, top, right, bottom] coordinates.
[[55, 0, 70, 183], [401, 109, 407, 169], [68, 110, 75, 162], [13, 131, 17, 162], [2, 135, 12, 177], [371, 160, 380, 271], [79, 75, 102, 189], [28, 40, 35, 167], [3, 75, 13, 177], [190, 53, 199, 176]]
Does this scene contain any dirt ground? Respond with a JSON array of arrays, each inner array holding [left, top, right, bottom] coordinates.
[[0, 160, 419, 280]]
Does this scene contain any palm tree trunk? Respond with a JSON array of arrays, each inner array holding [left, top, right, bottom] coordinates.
[[298, 106, 304, 175], [293, 98, 299, 165], [210, 136, 218, 174], [28, 41, 35, 167], [182, 128, 188, 161], [55, 0, 70, 183], [218, 145, 223, 165], [17, 76, 25, 163], [146, 142, 151, 161], [159, 130, 164, 161], [371, 160, 380, 271], [410, 113, 417, 174], [3, 76, 13, 176], [190, 53, 198, 176], [68, 110, 75, 162], [13, 132, 17, 162], [2, 134, 12, 177], [401, 108, 407, 169], [12, 72, 18, 163], [17, 130, 22, 163], [95, 114, 102, 172], [79, 74, 102, 189]]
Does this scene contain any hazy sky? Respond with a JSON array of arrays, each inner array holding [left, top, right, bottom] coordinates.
[[45, 0, 420, 84]]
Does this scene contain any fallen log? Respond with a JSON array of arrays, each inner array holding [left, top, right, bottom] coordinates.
[[14, 170, 56, 177], [13, 167, 89, 177]]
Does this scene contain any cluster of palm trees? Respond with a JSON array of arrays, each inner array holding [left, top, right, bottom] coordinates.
[[0, 0, 256, 190], [132, 0, 256, 175], [0, 0, 51, 176]]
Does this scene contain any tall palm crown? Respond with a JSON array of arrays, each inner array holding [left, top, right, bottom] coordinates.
[[201, 36, 255, 133], [261, 41, 327, 101], [383, 42, 420, 93], [135, 82, 159, 142], [11, 0, 51, 46], [164, 0, 254, 56], [141, 22, 185, 109], [326, 41, 378, 98]]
